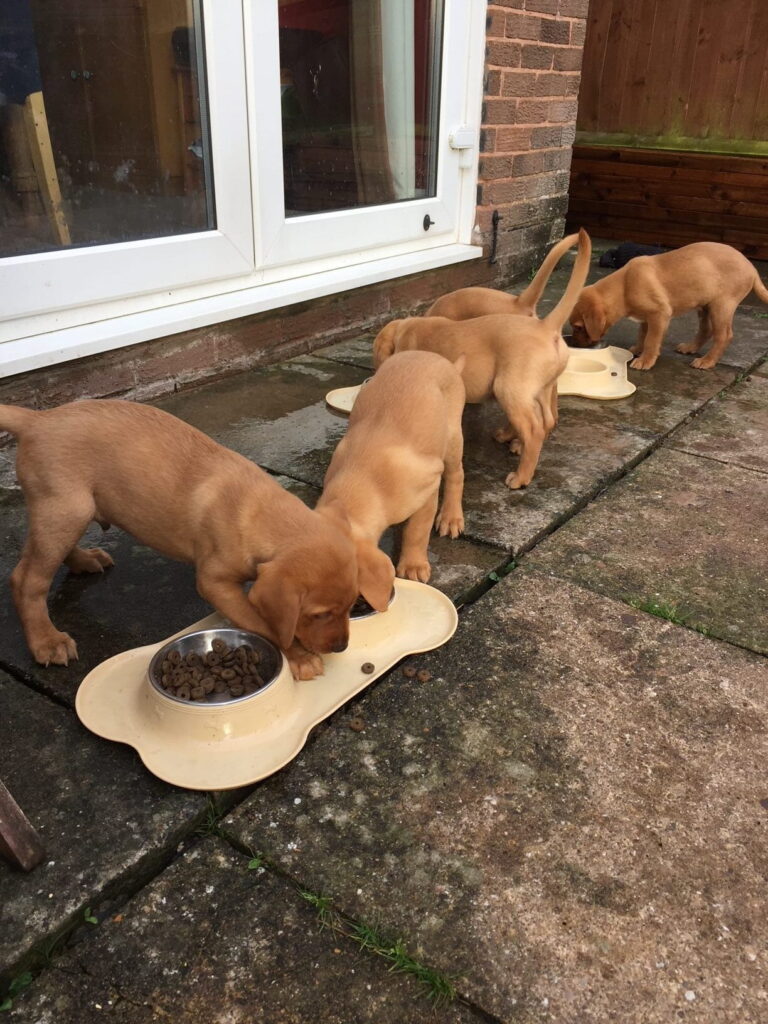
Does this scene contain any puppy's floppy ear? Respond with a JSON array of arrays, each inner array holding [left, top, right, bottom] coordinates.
[[373, 321, 401, 368], [581, 294, 607, 341], [248, 561, 301, 651], [356, 538, 395, 612]]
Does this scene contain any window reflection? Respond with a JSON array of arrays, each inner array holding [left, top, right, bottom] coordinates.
[[279, 0, 442, 216], [0, 0, 213, 258]]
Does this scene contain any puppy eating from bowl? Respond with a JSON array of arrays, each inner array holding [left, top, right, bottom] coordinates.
[[373, 229, 592, 490], [318, 350, 466, 584], [0, 400, 392, 680], [569, 241, 768, 370]]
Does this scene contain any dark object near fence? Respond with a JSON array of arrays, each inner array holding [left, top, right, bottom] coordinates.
[[599, 242, 667, 269]]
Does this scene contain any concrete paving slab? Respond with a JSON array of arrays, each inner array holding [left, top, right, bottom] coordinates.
[[315, 335, 376, 371], [668, 377, 768, 476], [7, 838, 479, 1024], [0, 673, 205, 982], [529, 448, 768, 654], [225, 570, 768, 1024]]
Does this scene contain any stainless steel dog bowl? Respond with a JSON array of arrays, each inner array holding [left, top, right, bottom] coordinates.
[[148, 627, 282, 707], [349, 588, 397, 619]]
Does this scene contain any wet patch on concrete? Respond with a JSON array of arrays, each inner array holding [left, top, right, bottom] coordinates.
[[156, 356, 369, 485], [225, 571, 768, 1023], [8, 838, 478, 1024], [669, 375, 768, 476], [0, 673, 205, 984], [528, 448, 768, 654]]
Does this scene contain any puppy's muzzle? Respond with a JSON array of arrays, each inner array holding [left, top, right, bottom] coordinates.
[[330, 639, 348, 653]]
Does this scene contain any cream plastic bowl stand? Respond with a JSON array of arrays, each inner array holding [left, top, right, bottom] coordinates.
[[76, 579, 457, 791], [325, 346, 635, 412]]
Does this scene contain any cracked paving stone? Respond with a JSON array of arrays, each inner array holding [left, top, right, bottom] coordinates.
[[669, 375, 768, 476], [528, 447, 768, 654], [315, 335, 376, 371], [0, 673, 205, 982], [7, 838, 478, 1024], [224, 570, 768, 1024]]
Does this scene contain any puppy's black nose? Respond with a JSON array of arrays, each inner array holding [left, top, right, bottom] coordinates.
[[331, 639, 348, 653]]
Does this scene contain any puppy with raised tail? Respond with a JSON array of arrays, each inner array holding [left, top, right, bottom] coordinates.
[[426, 232, 579, 320], [374, 229, 592, 490], [318, 350, 466, 584], [0, 400, 391, 680], [569, 241, 768, 370]]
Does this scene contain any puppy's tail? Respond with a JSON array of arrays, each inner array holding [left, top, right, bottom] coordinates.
[[752, 270, 768, 306], [0, 404, 37, 437], [542, 228, 592, 334], [516, 231, 579, 315]]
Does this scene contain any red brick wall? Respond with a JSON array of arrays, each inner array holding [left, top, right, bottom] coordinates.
[[0, 0, 588, 410], [479, 0, 588, 284]]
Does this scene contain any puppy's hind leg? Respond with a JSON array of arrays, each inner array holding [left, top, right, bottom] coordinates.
[[397, 489, 439, 583], [435, 429, 465, 539], [11, 496, 97, 665], [692, 299, 736, 369], [676, 307, 711, 356], [503, 407, 545, 490]]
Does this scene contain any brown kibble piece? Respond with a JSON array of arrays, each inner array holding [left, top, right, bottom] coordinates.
[[168, 650, 181, 666], [204, 651, 220, 667], [229, 685, 244, 697], [190, 686, 204, 700], [202, 677, 215, 694], [177, 685, 191, 701], [212, 638, 227, 655], [220, 668, 236, 680], [417, 669, 431, 682], [214, 680, 227, 694], [348, 716, 365, 732], [402, 666, 417, 678], [185, 652, 201, 667], [361, 662, 375, 674]]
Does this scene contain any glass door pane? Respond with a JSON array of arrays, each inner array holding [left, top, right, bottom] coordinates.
[[278, 0, 443, 216], [0, 0, 213, 258]]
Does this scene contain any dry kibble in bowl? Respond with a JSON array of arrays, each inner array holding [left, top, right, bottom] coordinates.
[[158, 640, 266, 702]]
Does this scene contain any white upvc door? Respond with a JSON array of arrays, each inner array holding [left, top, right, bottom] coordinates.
[[249, 0, 485, 271], [1, 0, 254, 323]]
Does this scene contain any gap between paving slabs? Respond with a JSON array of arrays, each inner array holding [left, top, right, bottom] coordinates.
[[4, 837, 486, 1024]]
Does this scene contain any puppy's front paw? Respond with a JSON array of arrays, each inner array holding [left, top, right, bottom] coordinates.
[[675, 341, 701, 355], [31, 630, 78, 667], [396, 558, 432, 583], [629, 356, 657, 371], [67, 547, 115, 574], [509, 438, 522, 455], [691, 356, 716, 370], [435, 507, 464, 539], [288, 649, 324, 680], [504, 471, 529, 490], [493, 426, 515, 444]]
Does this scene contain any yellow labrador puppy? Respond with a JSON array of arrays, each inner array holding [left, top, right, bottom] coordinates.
[[319, 350, 466, 584], [0, 400, 391, 679], [374, 229, 591, 489]]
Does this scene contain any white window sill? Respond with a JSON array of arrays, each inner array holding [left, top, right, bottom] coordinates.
[[1, 243, 482, 379]]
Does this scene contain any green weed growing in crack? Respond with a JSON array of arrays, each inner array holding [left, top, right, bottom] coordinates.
[[629, 598, 711, 636], [195, 796, 223, 838], [349, 923, 457, 1007], [0, 972, 33, 1013], [247, 853, 265, 871], [83, 907, 98, 925], [299, 890, 335, 930], [298, 894, 457, 1006]]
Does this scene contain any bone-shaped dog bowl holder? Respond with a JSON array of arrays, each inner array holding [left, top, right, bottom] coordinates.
[[76, 579, 457, 791]]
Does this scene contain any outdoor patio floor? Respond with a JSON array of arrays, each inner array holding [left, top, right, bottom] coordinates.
[[1, 253, 767, 1023]]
